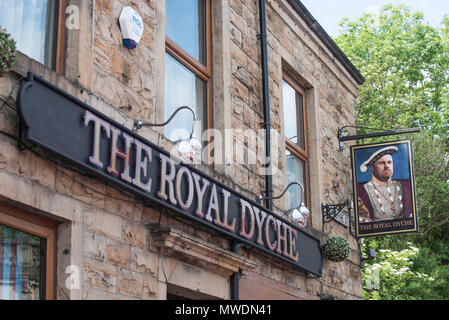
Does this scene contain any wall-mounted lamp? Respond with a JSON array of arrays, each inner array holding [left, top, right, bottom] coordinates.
[[361, 248, 376, 262], [321, 200, 352, 224], [359, 239, 376, 266], [257, 182, 310, 228], [133, 106, 201, 162]]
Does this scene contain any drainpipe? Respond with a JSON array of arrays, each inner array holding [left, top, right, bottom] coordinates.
[[258, 0, 273, 210], [229, 0, 272, 301], [230, 241, 241, 300]]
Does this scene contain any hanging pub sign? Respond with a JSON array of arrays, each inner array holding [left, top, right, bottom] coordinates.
[[350, 140, 418, 237], [16, 72, 323, 276]]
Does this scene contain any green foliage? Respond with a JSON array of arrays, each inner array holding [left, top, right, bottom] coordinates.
[[0, 28, 17, 76], [413, 133, 449, 243], [362, 239, 449, 300], [323, 236, 350, 262], [335, 5, 449, 140], [335, 5, 449, 299], [362, 242, 434, 300]]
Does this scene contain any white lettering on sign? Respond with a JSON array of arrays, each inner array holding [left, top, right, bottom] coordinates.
[[83, 110, 301, 263]]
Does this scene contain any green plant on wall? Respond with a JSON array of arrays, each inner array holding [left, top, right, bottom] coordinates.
[[0, 28, 17, 77], [323, 236, 350, 262]]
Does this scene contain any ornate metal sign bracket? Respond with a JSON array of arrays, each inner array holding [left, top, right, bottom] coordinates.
[[338, 126, 421, 151], [321, 200, 352, 224]]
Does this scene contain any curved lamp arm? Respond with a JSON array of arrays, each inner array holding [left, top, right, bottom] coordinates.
[[133, 105, 197, 132], [256, 181, 305, 204]]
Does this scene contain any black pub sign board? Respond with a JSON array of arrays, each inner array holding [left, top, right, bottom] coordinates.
[[17, 72, 323, 276]]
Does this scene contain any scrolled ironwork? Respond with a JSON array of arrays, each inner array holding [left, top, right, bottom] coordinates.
[[321, 200, 351, 223]]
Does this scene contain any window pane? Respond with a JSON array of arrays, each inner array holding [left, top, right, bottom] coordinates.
[[0, 224, 44, 300], [0, 0, 57, 68], [165, 53, 205, 141], [286, 150, 305, 209], [282, 80, 305, 149], [166, 0, 206, 64]]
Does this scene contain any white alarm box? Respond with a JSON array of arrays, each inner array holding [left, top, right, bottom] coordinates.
[[119, 7, 144, 49]]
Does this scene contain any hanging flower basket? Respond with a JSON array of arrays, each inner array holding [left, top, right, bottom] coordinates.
[[0, 28, 17, 77], [322, 236, 350, 262]]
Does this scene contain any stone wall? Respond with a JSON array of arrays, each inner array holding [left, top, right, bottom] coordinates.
[[0, 0, 362, 300]]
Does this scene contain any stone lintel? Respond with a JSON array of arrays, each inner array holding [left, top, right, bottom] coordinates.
[[150, 228, 257, 277]]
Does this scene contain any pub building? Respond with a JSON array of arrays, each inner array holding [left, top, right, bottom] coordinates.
[[0, 0, 364, 300]]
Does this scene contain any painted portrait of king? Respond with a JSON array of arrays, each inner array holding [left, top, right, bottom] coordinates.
[[356, 145, 413, 222]]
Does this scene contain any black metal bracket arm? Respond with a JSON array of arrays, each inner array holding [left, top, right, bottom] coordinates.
[[321, 200, 352, 224], [338, 127, 421, 151], [133, 105, 196, 131]]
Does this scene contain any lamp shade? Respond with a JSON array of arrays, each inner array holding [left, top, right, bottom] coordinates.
[[175, 137, 202, 163], [287, 203, 310, 228]]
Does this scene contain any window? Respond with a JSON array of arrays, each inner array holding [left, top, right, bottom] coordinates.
[[165, 0, 211, 142], [0, 205, 56, 300], [0, 0, 65, 72], [282, 75, 309, 211]]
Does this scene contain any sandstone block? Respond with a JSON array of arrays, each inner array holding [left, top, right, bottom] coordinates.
[[242, 103, 255, 128], [131, 248, 158, 275], [117, 268, 143, 298], [230, 41, 247, 67], [230, 25, 242, 46], [84, 287, 116, 300], [131, 65, 154, 100], [143, 276, 163, 300], [0, 139, 55, 190], [143, 277, 157, 299], [140, 22, 155, 50], [142, 206, 166, 225], [106, 239, 131, 268], [84, 231, 106, 260], [96, 0, 112, 16], [83, 205, 122, 240], [91, 68, 119, 105], [122, 220, 147, 249], [110, 48, 124, 81], [55, 166, 105, 208], [84, 258, 117, 293], [93, 37, 111, 72], [229, 6, 247, 35], [104, 185, 143, 222], [229, 0, 243, 14], [242, 36, 260, 61], [232, 78, 249, 104]]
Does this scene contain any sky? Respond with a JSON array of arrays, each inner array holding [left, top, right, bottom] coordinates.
[[300, 0, 449, 38]]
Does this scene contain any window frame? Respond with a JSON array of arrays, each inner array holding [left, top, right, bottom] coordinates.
[[0, 204, 57, 300], [283, 73, 310, 209], [55, 0, 67, 74], [4, 0, 67, 73], [164, 0, 213, 140]]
